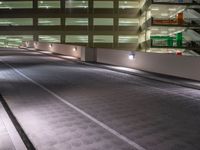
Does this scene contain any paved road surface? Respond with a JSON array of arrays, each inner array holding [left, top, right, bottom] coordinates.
[[0, 48, 200, 150]]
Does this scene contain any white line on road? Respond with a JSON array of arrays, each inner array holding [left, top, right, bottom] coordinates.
[[0, 103, 27, 150], [0, 59, 146, 150]]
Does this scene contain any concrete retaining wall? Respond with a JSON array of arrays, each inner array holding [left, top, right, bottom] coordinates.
[[97, 48, 200, 81], [23, 41, 200, 81], [26, 41, 82, 59]]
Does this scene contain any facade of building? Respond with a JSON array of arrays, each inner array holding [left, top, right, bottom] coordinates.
[[0, 0, 199, 54], [141, 0, 200, 54]]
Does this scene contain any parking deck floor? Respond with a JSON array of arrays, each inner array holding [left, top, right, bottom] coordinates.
[[0, 48, 200, 150]]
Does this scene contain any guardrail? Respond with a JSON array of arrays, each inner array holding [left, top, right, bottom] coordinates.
[[152, 17, 200, 26], [150, 39, 200, 49]]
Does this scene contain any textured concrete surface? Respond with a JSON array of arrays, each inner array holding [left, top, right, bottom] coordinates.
[[0, 48, 200, 150], [0, 104, 15, 150], [0, 102, 26, 150]]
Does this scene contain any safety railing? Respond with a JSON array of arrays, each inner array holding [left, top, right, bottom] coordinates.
[[150, 39, 200, 49], [152, 0, 197, 4], [152, 17, 200, 26]]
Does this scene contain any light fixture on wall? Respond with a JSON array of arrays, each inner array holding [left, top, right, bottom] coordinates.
[[73, 47, 77, 52], [25, 41, 29, 47], [128, 52, 135, 60], [49, 43, 53, 48]]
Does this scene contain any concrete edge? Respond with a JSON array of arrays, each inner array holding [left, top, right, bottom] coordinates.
[[0, 102, 27, 150], [0, 95, 35, 150], [25, 48, 200, 90]]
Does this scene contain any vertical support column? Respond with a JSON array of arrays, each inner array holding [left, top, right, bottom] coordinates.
[[33, 0, 37, 8], [88, 0, 93, 47], [61, 0, 66, 44], [177, 33, 183, 47], [61, 34, 65, 44], [33, 0, 38, 42], [33, 34, 38, 42], [113, 0, 119, 49]]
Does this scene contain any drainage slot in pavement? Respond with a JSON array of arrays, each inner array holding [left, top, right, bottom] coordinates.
[[0, 95, 36, 150]]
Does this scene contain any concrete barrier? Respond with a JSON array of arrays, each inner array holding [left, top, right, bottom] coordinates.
[[97, 48, 200, 81], [25, 41, 82, 59], [23, 41, 200, 81]]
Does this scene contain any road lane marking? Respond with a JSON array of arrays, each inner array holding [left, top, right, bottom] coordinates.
[[0, 59, 146, 150]]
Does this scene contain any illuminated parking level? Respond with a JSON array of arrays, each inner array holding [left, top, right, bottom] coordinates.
[[0, 47, 200, 150], [0, 0, 199, 55]]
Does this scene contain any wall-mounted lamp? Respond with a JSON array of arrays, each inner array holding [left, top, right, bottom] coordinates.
[[73, 47, 77, 52], [128, 52, 135, 60], [49, 43, 53, 48]]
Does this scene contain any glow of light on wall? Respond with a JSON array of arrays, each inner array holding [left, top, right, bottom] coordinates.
[[128, 52, 135, 60]]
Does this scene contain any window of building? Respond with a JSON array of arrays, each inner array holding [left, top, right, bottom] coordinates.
[[119, 1, 139, 9], [38, 18, 60, 26], [118, 36, 138, 43], [39, 35, 60, 43], [119, 18, 139, 26], [38, 1, 60, 9], [0, 35, 33, 47], [0, 18, 33, 26], [65, 18, 88, 26], [65, 0, 88, 8], [94, 18, 113, 26], [0, 1, 32, 9], [65, 35, 88, 43], [93, 35, 113, 43], [94, 1, 113, 8]]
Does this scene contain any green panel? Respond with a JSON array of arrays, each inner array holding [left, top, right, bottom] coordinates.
[[94, 1, 113, 8], [38, 18, 60, 26], [0, 1, 32, 9], [119, 1, 139, 9], [0, 35, 33, 48], [65, 18, 88, 26], [65, 0, 88, 8], [39, 35, 60, 43], [151, 36, 170, 39], [93, 18, 113, 26], [38, 1, 60, 9], [0, 18, 33, 26], [119, 18, 139, 26], [93, 35, 113, 43], [167, 37, 173, 47], [118, 36, 138, 43], [65, 35, 88, 43], [176, 33, 183, 47]]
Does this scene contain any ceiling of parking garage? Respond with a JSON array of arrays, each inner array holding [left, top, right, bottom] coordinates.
[[150, 5, 186, 18]]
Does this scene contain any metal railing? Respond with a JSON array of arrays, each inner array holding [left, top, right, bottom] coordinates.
[[150, 39, 200, 49], [152, 17, 200, 26], [152, 0, 197, 4]]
